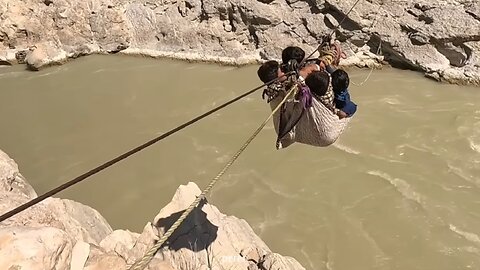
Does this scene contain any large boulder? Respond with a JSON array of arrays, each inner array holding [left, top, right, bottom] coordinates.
[[0, 197, 113, 245], [0, 150, 36, 199], [0, 226, 73, 270], [83, 244, 129, 270], [0, 148, 306, 269], [0, 150, 112, 245], [98, 182, 305, 270], [25, 42, 68, 70]]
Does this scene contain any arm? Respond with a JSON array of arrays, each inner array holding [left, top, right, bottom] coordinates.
[[327, 101, 348, 119], [318, 40, 346, 70], [325, 64, 336, 74], [298, 64, 319, 81], [336, 109, 348, 119]]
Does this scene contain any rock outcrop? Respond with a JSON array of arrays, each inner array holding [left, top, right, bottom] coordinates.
[[0, 0, 479, 85], [0, 149, 305, 269], [0, 226, 73, 270]]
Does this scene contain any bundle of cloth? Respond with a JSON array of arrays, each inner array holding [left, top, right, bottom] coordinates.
[[257, 37, 357, 149]]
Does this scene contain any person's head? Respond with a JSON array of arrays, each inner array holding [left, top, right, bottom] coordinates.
[[331, 69, 349, 93], [305, 70, 330, 96], [281, 46, 305, 64], [257, 60, 284, 83]]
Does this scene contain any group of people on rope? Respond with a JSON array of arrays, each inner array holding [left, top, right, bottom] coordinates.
[[256, 37, 357, 148]]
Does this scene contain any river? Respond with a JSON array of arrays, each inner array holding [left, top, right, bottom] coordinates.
[[1, 55, 479, 270]]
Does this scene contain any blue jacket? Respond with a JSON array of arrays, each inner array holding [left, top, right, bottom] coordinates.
[[334, 89, 357, 116]]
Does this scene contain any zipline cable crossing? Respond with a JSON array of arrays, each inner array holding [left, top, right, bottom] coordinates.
[[127, 84, 299, 270], [129, 3, 365, 267], [0, 73, 293, 223]]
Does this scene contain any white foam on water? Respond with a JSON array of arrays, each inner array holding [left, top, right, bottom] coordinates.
[[241, 96, 255, 102], [342, 186, 392, 211], [447, 164, 480, 187], [469, 138, 480, 153], [381, 97, 402, 105], [333, 143, 360, 155], [457, 113, 480, 154], [396, 143, 432, 154], [472, 120, 480, 152], [93, 68, 106, 73], [264, 181, 299, 199], [26, 69, 64, 80], [449, 224, 480, 245], [255, 207, 287, 234], [369, 154, 408, 164], [428, 108, 457, 112], [458, 246, 480, 254], [367, 170, 424, 206], [299, 247, 317, 270]]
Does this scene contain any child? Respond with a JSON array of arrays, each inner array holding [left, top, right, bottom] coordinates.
[[257, 60, 287, 103], [281, 43, 350, 119], [305, 70, 348, 119], [331, 69, 357, 117]]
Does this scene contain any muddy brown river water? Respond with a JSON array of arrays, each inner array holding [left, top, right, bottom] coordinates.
[[1, 55, 479, 270]]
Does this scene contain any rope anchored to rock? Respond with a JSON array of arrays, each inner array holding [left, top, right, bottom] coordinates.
[[127, 83, 299, 270]]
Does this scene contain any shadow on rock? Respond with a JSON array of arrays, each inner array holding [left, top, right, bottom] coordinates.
[[155, 198, 218, 252]]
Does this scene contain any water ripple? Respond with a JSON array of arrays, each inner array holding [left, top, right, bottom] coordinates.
[[449, 224, 480, 245], [367, 170, 425, 207]]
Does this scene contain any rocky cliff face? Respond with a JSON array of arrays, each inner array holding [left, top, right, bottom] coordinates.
[[0, 0, 479, 85], [0, 149, 305, 270]]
